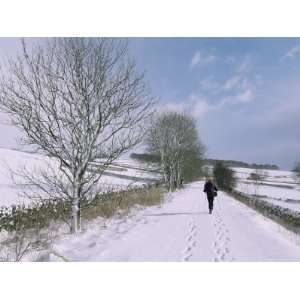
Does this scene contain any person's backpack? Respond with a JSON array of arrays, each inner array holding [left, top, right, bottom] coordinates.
[[211, 184, 217, 197]]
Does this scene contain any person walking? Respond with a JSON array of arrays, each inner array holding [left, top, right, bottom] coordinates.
[[203, 177, 218, 214]]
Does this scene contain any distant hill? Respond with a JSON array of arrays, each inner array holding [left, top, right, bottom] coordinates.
[[130, 153, 279, 170], [204, 158, 279, 170]]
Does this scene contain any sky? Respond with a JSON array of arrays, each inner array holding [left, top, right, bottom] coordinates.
[[0, 38, 299, 169], [128, 38, 300, 170]]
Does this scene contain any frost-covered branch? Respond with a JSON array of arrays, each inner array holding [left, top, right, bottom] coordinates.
[[0, 38, 154, 232]]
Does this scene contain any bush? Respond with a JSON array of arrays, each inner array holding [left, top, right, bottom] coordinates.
[[231, 190, 300, 234], [0, 184, 163, 261], [0, 199, 71, 233], [82, 185, 162, 220], [248, 169, 268, 182], [249, 172, 261, 181], [213, 161, 236, 191], [0, 185, 162, 233], [292, 162, 300, 177]]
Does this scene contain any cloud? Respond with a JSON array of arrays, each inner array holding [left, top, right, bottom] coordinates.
[[219, 56, 257, 104], [234, 89, 253, 103], [221, 88, 254, 106], [218, 71, 255, 105], [223, 75, 252, 93], [237, 96, 300, 169], [157, 102, 185, 114], [199, 76, 220, 92], [198, 73, 255, 107], [187, 94, 214, 119], [236, 56, 252, 73], [281, 45, 300, 60], [157, 94, 215, 120], [190, 50, 216, 68], [254, 74, 264, 85], [255, 97, 300, 131], [222, 75, 241, 91]]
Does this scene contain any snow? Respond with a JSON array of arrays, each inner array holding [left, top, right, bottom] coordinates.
[[0, 148, 160, 208], [1, 150, 300, 261], [50, 181, 300, 262], [233, 167, 300, 212], [236, 182, 300, 200], [233, 167, 297, 184]]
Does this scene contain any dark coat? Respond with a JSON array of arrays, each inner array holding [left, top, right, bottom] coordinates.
[[203, 181, 218, 199]]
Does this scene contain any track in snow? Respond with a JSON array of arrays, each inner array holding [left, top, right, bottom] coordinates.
[[181, 217, 197, 261], [212, 205, 233, 262], [52, 181, 300, 262]]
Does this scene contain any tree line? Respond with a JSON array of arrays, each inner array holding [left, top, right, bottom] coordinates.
[[146, 112, 205, 191], [204, 159, 279, 170]]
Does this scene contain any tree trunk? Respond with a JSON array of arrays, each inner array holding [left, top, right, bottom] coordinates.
[[177, 161, 181, 188], [161, 153, 168, 185], [71, 181, 81, 233], [164, 172, 168, 185], [77, 201, 81, 231], [70, 200, 79, 233], [163, 162, 168, 185], [169, 165, 174, 192]]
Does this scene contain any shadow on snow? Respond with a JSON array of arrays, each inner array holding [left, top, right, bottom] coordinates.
[[145, 212, 208, 217]]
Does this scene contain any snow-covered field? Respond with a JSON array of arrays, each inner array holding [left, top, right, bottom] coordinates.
[[0, 148, 160, 208], [233, 167, 300, 212], [49, 181, 300, 262], [1, 150, 300, 261]]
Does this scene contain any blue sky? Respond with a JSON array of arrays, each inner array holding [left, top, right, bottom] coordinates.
[[0, 38, 299, 169], [128, 38, 300, 169]]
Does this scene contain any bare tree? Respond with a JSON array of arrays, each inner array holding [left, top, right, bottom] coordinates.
[[248, 169, 268, 199], [0, 38, 154, 232], [147, 112, 205, 191]]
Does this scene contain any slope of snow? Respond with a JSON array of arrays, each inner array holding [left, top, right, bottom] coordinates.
[[236, 182, 300, 200], [232, 166, 300, 212], [50, 181, 300, 262], [0, 148, 160, 208], [233, 167, 298, 184]]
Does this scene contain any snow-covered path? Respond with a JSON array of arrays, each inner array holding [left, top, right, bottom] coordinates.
[[53, 181, 300, 261]]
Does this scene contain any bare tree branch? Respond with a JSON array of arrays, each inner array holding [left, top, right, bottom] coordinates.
[[0, 38, 155, 232]]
